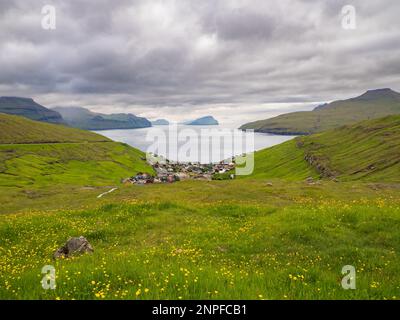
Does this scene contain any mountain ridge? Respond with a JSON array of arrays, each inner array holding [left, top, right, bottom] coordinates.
[[240, 88, 400, 134]]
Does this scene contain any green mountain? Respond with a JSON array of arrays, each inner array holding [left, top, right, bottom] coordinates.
[[53, 106, 152, 130], [247, 114, 400, 182], [0, 96, 64, 124], [0, 113, 153, 189], [240, 88, 400, 135], [185, 116, 219, 125]]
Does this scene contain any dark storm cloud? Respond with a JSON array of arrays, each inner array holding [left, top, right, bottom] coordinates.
[[0, 0, 400, 122]]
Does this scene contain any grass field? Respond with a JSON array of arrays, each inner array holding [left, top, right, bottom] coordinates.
[[1, 113, 400, 300], [1, 192, 400, 300]]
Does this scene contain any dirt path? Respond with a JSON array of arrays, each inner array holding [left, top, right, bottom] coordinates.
[[97, 188, 118, 199]]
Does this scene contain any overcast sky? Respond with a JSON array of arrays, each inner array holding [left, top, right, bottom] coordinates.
[[1, 0, 399, 125]]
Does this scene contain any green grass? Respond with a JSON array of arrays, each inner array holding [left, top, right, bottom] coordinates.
[[0, 113, 109, 144], [1, 113, 400, 300], [296, 115, 400, 182], [244, 139, 318, 180], [0, 142, 153, 189], [1, 198, 399, 300], [247, 115, 400, 182], [0, 114, 154, 214]]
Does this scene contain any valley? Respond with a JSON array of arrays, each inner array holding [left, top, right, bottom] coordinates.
[[0, 111, 400, 300]]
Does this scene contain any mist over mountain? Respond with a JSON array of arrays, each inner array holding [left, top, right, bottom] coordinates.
[[151, 119, 170, 126], [53, 106, 151, 130], [0, 97, 64, 124]]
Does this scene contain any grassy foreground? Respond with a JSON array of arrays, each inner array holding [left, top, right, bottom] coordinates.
[[1, 195, 399, 300]]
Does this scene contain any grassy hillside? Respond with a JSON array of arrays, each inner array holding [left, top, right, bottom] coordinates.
[[0, 142, 153, 189], [247, 115, 400, 182], [246, 139, 318, 180], [0, 113, 110, 144], [0, 114, 154, 192], [297, 115, 400, 182], [240, 88, 400, 134]]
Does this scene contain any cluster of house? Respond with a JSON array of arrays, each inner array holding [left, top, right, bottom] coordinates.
[[122, 159, 236, 185]]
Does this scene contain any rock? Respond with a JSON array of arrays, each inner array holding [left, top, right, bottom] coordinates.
[[266, 182, 273, 187], [53, 236, 94, 259], [296, 139, 305, 148], [122, 178, 133, 185], [306, 177, 314, 184]]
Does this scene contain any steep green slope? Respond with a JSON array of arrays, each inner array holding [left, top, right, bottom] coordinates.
[[0, 114, 154, 189], [246, 139, 318, 180], [0, 113, 110, 144], [0, 142, 152, 188], [297, 115, 400, 182], [240, 88, 400, 134], [0, 97, 64, 124], [247, 115, 400, 182], [53, 106, 152, 130]]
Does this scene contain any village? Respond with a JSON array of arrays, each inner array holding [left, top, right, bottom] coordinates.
[[122, 156, 236, 185]]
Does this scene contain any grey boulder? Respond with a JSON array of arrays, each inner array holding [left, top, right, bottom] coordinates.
[[53, 236, 94, 259]]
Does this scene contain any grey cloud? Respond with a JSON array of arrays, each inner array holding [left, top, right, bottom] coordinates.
[[0, 0, 399, 120], [216, 8, 277, 42]]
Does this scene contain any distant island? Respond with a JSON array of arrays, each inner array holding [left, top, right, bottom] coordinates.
[[52, 106, 152, 130], [0, 96, 64, 124], [184, 116, 219, 126], [151, 119, 169, 126], [240, 88, 400, 135]]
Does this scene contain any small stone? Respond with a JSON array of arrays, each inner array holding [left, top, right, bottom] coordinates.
[[53, 236, 94, 259]]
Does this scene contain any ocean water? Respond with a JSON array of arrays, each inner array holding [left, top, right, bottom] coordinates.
[[95, 125, 295, 163]]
